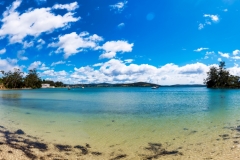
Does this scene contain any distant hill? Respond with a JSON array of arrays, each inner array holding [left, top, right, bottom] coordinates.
[[165, 84, 206, 87], [66, 82, 206, 88], [68, 82, 160, 88]]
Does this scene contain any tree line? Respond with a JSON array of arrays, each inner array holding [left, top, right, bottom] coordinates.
[[204, 61, 240, 88], [0, 68, 65, 89]]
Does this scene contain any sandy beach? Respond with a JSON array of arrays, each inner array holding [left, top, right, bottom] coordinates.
[[1, 122, 240, 160]]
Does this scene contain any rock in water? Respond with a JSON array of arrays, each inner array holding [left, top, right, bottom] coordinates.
[[15, 129, 25, 135]]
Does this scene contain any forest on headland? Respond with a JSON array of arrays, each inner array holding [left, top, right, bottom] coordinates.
[[204, 61, 240, 88], [0, 68, 65, 89]]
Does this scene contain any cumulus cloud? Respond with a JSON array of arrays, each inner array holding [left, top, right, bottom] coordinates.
[[28, 61, 41, 70], [70, 59, 210, 85], [206, 51, 214, 55], [35, 59, 240, 85], [204, 51, 214, 59], [109, 1, 127, 13], [124, 59, 133, 63], [17, 50, 28, 60], [93, 63, 103, 67], [199, 14, 219, 30], [52, 2, 79, 11], [23, 41, 34, 49], [99, 40, 134, 59], [0, 0, 80, 44], [39, 63, 49, 70], [49, 32, 103, 59], [36, 39, 45, 49], [232, 56, 240, 60], [218, 51, 230, 58], [198, 23, 204, 30], [178, 63, 207, 74], [51, 61, 66, 66], [233, 49, 240, 56], [204, 14, 219, 22], [0, 48, 6, 54], [194, 47, 209, 52], [0, 58, 19, 72], [41, 70, 68, 76], [118, 23, 125, 28]]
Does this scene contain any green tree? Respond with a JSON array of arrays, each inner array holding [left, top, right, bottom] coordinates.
[[55, 81, 64, 87], [24, 69, 42, 89], [204, 66, 219, 88], [204, 61, 240, 88], [1, 68, 24, 88], [42, 80, 55, 86]]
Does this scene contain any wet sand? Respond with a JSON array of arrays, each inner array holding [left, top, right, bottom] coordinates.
[[2, 121, 240, 160]]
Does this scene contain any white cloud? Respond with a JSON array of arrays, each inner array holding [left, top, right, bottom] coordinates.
[[233, 49, 240, 56], [124, 59, 133, 63], [228, 66, 240, 76], [93, 63, 103, 67], [232, 56, 240, 60], [0, 0, 80, 44], [23, 41, 34, 49], [0, 58, 19, 72], [28, 61, 41, 70], [36, 39, 45, 49], [218, 51, 230, 58], [51, 61, 66, 66], [17, 50, 28, 60], [206, 51, 214, 55], [42, 70, 67, 76], [0, 48, 6, 54], [204, 56, 209, 59], [36, 59, 240, 85], [69, 59, 210, 85], [49, 32, 103, 59], [198, 23, 204, 30], [218, 58, 222, 61], [39, 63, 49, 70], [204, 14, 219, 22], [110, 1, 127, 13], [99, 51, 116, 59], [223, 9, 228, 12], [178, 63, 207, 74], [52, 2, 79, 11], [99, 40, 134, 59], [194, 47, 209, 52], [118, 23, 125, 28], [204, 51, 214, 59], [199, 14, 219, 30]]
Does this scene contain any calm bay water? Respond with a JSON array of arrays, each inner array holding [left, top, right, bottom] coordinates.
[[1, 87, 240, 158]]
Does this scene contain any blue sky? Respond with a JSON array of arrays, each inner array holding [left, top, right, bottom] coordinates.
[[0, 0, 240, 85]]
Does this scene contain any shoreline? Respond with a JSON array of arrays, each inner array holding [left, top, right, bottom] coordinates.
[[1, 122, 240, 159], [0, 125, 181, 160]]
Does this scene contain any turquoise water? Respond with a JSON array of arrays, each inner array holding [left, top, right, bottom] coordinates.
[[1, 87, 240, 157]]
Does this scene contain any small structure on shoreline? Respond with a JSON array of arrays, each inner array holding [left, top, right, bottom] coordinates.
[[41, 84, 55, 88]]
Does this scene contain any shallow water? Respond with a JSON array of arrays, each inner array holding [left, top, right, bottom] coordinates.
[[1, 87, 240, 159]]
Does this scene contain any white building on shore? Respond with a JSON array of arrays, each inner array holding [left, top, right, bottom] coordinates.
[[41, 84, 55, 88]]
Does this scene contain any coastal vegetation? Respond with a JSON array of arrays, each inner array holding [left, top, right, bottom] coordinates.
[[42, 80, 65, 87], [0, 68, 65, 89], [24, 69, 42, 89], [204, 61, 240, 88]]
